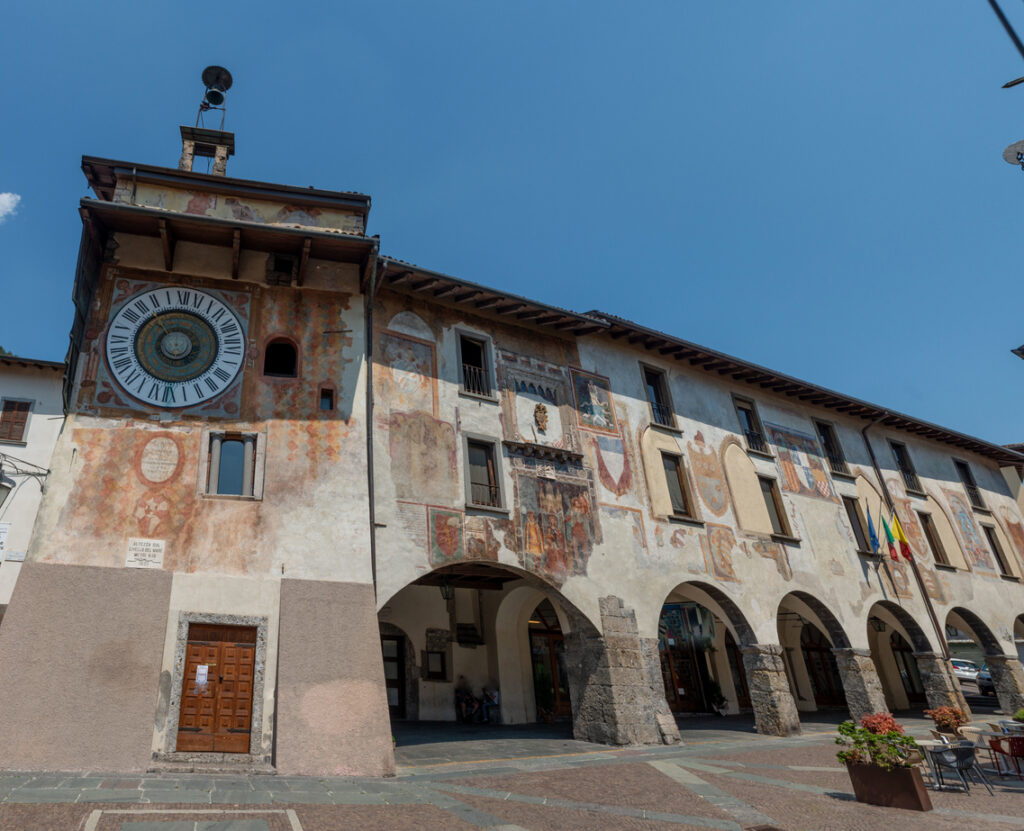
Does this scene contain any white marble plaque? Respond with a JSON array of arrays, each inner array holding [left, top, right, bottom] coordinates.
[[0, 523, 8, 556], [396, 501, 428, 549], [126, 537, 165, 569], [139, 436, 179, 484]]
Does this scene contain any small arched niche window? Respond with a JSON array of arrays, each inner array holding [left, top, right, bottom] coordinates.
[[263, 338, 298, 378]]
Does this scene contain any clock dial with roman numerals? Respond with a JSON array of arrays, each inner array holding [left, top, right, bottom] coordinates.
[[105, 287, 245, 408]]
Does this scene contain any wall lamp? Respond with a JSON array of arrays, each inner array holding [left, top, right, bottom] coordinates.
[[439, 579, 455, 602], [869, 617, 887, 633]]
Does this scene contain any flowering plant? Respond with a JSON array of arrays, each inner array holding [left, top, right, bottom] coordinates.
[[923, 706, 967, 732], [835, 720, 918, 770], [859, 712, 904, 735]]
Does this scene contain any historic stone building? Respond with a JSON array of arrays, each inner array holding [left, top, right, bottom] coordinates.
[[1, 116, 1023, 776]]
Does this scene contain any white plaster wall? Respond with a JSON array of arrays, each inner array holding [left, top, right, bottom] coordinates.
[[0, 364, 64, 604]]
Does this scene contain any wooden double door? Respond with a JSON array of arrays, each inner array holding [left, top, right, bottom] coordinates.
[[176, 624, 257, 754]]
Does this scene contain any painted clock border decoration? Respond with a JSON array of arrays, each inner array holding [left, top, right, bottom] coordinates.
[[106, 286, 245, 408]]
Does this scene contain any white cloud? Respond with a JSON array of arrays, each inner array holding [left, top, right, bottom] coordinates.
[[0, 193, 21, 223]]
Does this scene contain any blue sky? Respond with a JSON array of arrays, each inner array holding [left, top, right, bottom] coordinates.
[[3, 2, 1024, 442]]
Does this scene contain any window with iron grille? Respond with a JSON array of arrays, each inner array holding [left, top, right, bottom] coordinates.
[[643, 367, 674, 427], [953, 460, 986, 511], [889, 441, 921, 493], [842, 496, 870, 553], [734, 398, 767, 454], [815, 420, 848, 475], [758, 476, 790, 537], [917, 511, 950, 567], [467, 439, 501, 508], [459, 335, 491, 397], [0, 400, 30, 443], [982, 525, 1012, 577]]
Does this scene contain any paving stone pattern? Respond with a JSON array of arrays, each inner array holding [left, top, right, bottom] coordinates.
[[0, 714, 1021, 829]]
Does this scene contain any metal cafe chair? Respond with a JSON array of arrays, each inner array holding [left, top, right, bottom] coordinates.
[[925, 742, 995, 795], [988, 735, 1024, 780]]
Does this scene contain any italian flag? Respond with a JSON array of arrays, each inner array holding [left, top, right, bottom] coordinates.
[[891, 515, 913, 561], [880, 515, 899, 561]]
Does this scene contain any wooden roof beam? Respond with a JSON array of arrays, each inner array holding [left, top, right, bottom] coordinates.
[[410, 277, 438, 291], [701, 359, 730, 371], [516, 309, 545, 320], [495, 302, 525, 315], [453, 288, 481, 302], [231, 229, 240, 279], [296, 237, 312, 286], [475, 296, 502, 309], [388, 270, 415, 285], [158, 219, 175, 272]]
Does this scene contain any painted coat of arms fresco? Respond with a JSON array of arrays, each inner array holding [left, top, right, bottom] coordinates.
[[429, 508, 464, 565], [764, 423, 836, 502], [570, 368, 618, 434], [688, 432, 728, 516]]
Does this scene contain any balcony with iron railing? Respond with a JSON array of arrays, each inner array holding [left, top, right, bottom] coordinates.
[[470, 481, 501, 508], [899, 467, 922, 493], [650, 400, 673, 427], [462, 363, 491, 397], [745, 430, 768, 454], [825, 450, 848, 475]]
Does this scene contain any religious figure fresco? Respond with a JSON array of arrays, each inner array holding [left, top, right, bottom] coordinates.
[[764, 423, 836, 502], [689, 431, 728, 516], [943, 488, 994, 571], [376, 330, 437, 417], [516, 475, 596, 583], [428, 508, 464, 565], [570, 368, 618, 434]]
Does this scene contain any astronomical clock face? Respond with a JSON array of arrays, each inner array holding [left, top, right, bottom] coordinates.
[[105, 286, 244, 408]]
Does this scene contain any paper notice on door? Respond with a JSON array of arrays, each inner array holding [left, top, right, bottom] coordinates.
[[677, 688, 685, 695], [196, 665, 209, 684]]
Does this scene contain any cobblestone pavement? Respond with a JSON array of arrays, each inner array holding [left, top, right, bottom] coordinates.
[[1, 715, 1021, 830]]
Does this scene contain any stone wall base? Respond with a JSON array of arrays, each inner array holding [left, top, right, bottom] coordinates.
[[914, 652, 971, 716], [833, 647, 888, 722], [742, 644, 801, 736], [987, 655, 1024, 716]]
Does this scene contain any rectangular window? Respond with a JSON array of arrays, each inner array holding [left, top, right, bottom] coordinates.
[[319, 387, 335, 411], [982, 525, 1012, 576], [207, 433, 257, 497], [954, 460, 986, 511], [917, 511, 950, 566], [842, 496, 870, 553], [815, 420, 848, 475], [467, 439, 500, 508], [425, 650, 447, 680], [661, 452, 692, 518], [643, 367, 673, 427], [0, 400, 30, 443], [459, 334, 491, 397], [889, 441, 921, 493], [734, 397, 768, 454], [758, 476, 790, 537]]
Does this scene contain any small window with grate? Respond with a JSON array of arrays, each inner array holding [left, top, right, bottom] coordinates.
[[643, 367, 674, 427], [889, 441, 922, 493], [459, 334, 492, 397], [953, 460, 986, 511], [466, 438, 501, 508]]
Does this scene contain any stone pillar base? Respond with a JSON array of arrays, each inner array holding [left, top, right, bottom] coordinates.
[[987, 655, 1024, 716], [564, 596, 680, 746], [914, 652, 971, 716], [833, 648, 888, 722], [742, 644, 801, 736]]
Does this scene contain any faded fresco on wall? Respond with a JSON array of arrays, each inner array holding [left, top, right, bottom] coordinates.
[[428, 508, 464, 566], [999, 506, 1024, 571], [570, 368, 618, 435], [704, 523, 739, 582], [751, 539, 793, 581], [943, 488, 995, 571], [388, 412, 458, 506], [689, 431, 728, 517], [375, 329, 437, 418], [513, 456, 599, 584], [600, 504, 647, 566], [464, 514, 508, 562], [498, 351, 577, 450], [879, 560, 914, 600], [764, 423, 836, 502], [889, 489, 944, 600], [592, 430, 634, 500]]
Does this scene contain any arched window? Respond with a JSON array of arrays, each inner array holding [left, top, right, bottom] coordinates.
[[263, 339, 297, 378]]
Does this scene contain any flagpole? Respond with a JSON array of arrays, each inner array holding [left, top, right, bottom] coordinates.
[[861, 419, 951, 660]]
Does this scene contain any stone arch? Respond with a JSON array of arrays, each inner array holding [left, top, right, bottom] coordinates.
[[778, 591, 852, 649], [722, 441, 773, 534], [948, 606, 1024, 715], [870, 600, 932, 652], [662, 580, 757, 645], [947, 606, 1002, 656]]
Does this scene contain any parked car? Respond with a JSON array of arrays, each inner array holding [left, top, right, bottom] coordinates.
[[951, 659, 980, 682], [977, 666, 995, 695]]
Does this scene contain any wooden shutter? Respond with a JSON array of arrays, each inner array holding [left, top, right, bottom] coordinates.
[[0, 401, 29, 442]]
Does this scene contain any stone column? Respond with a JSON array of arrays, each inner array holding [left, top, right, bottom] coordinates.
[[741, 644, 801, 736], [987, 654, 1024, 716], [563, 596, 680, 747], [242, 434, 256, 497], [178, 138, 195, 172], [212, 144, 230, 176], [832, 648, 888, 722], [207, 432, 222, 494], [914, 652, 971, 715]]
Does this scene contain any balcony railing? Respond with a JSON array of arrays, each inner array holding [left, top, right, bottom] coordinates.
[[470, 481, 501, 508], [650, 401, 673, 427], [825, 450, 848, 474], [964, 483, 986, 510], [745, 430, 768, 454], [462, 363, 491, 396], [900, 468, 922, 493]]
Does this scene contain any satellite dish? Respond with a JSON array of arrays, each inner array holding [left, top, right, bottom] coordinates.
[[201, 65, 233, 106], [1002, 139, 1024, 166]]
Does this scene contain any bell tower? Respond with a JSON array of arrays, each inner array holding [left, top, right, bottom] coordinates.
[[178, 66, 235, 175]]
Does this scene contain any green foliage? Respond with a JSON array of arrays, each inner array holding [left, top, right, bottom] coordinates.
[[1013, 708, 1024, 723], [835, 720, 918, 771], [924, 706, 967, 731], [0, 346, 11, 356]]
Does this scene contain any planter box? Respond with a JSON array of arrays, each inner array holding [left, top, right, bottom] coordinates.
[[845, 762, 932, 812]]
